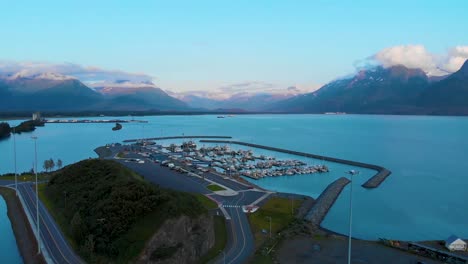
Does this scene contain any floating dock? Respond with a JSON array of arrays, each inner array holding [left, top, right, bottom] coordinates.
[[305, 177, 350, 225], [123, 135, 232, 143], [199, 140, 391, 188]]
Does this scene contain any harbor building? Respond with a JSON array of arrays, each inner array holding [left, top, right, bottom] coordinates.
[[445, 235, 467, 251]]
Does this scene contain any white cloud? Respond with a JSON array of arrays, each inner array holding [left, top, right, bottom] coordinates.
[[372, 45, 468, 76], [0, 60, 154, 85]]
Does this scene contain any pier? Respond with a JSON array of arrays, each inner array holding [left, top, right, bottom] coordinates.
[[305, 177, 350, 225], [199, 140, 391, 188], [123, 135, 232, 143]]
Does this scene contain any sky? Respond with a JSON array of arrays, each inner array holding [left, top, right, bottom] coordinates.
[[1, 0, 468, 95]]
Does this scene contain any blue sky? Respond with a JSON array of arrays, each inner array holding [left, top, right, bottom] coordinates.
[[1, 0, 468, 93]]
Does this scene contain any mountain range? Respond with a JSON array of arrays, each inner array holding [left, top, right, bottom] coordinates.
[[268, 59, 468, 115], [1, 59, 467, 114], [0, 75, 189, 112]]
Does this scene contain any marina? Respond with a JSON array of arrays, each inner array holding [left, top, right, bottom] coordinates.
[[138, 140, 331, 179], [199, 140, 391, 188]]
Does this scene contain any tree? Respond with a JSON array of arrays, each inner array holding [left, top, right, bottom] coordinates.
[[57, 159, 63, 169], [71, 212, 85, 243], [43, 160, 51, 172], [49, 158, 55, 171]]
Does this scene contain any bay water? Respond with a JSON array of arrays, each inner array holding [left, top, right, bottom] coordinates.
[[0, 114, 467, 241]]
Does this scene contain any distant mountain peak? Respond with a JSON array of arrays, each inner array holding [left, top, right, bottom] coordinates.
[[9, 72, 75, 81], [459, 59, 468, 73]]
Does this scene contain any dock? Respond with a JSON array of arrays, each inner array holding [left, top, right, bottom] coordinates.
[[305, 177, 350, 225], [123, 135, 232, 143], [199, 140, 391, 188]]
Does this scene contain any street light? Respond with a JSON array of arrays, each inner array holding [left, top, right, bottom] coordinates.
[[31, 136, 41, 254], [345, 170, 359, 264], [13, 127, 17, 196], [266, 216, 272, 238]]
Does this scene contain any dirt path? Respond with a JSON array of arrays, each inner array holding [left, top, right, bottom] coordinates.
[[0, 187, 45, 264]]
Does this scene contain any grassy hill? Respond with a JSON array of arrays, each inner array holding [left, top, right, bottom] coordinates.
[[41, 159, 206, 263]]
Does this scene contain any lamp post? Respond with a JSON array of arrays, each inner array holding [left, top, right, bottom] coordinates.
[[13, 127, 17, 195], [31, 136, 41, 254], [346, 170, 359, 264]]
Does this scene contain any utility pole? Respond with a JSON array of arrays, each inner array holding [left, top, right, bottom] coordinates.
[[13, 127, 17, 196], [32, 136, 41, 254], [346, 170, 359, 264]]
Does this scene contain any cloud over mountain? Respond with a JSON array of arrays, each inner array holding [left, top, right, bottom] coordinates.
[[372, 45, 468, 76], [0, 61, 154, 85]]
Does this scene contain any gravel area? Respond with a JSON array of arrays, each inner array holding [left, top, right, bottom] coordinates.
[[277, 235, 443, 264]]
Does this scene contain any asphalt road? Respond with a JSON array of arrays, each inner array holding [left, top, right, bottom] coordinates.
[[216, 191, 255, 264], [0, 180, 83, 264]]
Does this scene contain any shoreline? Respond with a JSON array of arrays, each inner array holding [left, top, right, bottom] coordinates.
[[0, 187, 45, 264]]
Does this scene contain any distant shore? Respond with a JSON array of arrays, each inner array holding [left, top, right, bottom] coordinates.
[[2, 110, 468, 120], [0, 187, 45, 264]]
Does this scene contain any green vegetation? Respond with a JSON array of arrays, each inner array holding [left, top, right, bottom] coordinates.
[[198, 216, 228, 264], [249, 197, 301, 243], [112, 123, 122, 131], [40, 159, 206, 263], [0, 122, 11, 139], [207, 184, 226, 192], [0, 120, 45, 140], [195, 194, 219, 210], [116, 151, 125, 158], [248, 196, 302, 263], [0, 173, 51, 182]]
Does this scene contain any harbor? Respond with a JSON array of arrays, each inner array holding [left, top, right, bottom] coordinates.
[[135, 140, 331, 180], [199, 140, 391, 188]]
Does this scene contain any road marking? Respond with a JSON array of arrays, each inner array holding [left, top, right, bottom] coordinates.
[[23, 184, 75, 264], [19, 185, 59, 264], [228, 191, 248, 264]]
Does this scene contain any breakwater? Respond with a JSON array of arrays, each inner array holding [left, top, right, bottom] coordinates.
[[45, 119, 147, 124], [199, 140, 391, 188], [305, 177, 350, 225], [124, 135, 232, 143]]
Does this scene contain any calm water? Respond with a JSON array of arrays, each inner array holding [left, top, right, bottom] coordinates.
[[0, 196, 22, 263], [1, 114, 467, 241]]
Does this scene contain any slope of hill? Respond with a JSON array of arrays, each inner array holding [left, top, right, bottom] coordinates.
[[179, 92, 295, 111], [41, 159, 207, 262], [0, 76, 190, 112], [268, 61, 468, 115], [418, 60, 468, 114], [96, 85, 189, 111]]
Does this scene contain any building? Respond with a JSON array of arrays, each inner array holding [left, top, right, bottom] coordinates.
[[445, 235, 467, 251], [32, 112, 41, 121]]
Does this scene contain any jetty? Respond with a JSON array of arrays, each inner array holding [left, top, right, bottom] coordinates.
[[123, 135, 232, 143], [305, 177, 351, 225], [199, 140, 391, 188], [45, 119, 147, 124]]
